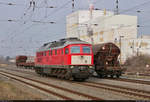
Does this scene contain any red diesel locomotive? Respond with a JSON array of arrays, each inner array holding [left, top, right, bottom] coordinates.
[[35, 37, 94, 81]]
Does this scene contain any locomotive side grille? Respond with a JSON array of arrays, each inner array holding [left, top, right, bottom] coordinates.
[[71, 55, 91, 65]]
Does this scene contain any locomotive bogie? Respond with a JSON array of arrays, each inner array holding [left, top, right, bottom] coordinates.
[[35, 65, 94, 80]]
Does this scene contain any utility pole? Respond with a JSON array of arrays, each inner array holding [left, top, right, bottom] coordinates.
[[115, 0, 119, 15], [132, 40, 135, 55], [119, 36, 124, 64], [72, 0, 74, 12], [88, 0, 94, 44]]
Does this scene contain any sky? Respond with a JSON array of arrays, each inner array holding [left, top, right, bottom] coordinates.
[[0, 0, 150, 57]]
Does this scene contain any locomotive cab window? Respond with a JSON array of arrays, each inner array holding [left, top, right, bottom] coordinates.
[[65, 48, 69, 54], [83, 46, 91, 53], [71, 46, 80, 53]]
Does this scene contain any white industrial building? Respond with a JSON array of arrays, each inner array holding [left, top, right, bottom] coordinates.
[[66, 10, 137, 43], [66, 10, 150, 64], [121, 36, 150, 62]]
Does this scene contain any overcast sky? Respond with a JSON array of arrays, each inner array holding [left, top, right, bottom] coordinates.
[[0, 0, 150, 57]]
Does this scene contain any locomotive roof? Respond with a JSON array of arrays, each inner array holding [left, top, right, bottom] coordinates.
[[92, 42, 120, 55], [37, 37, 90, 52]]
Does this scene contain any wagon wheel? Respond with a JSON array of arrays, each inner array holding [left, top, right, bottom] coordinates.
[[110, 75, 114, 78], [98, 74, 103, 78], [74, 78, 86, 81], [116, 74, 120, 78]]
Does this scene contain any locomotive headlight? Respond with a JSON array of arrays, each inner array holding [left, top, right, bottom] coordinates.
[[89, 66, 93, 68], [70, 66, 74, 68], [102, 46, 105, 50], [106, 62, 108, 65]]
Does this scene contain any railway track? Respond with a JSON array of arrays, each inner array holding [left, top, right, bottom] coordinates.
[[93, 75, 150, 86], [110, 78, 150, 86], [0, 70, 103, 100], [73, 81, 150, 100], [5, 67, 150, 86], [3, 67, 34, 75], [2, 67, 150, 99]]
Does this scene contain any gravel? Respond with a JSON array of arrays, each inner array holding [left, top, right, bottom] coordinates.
[[0, 74, 51, 100], [88, 77, 150, 93]]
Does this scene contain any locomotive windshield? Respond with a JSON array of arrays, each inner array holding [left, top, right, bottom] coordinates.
[[71, 46, 80, 53], [83, 46, 91, 53]]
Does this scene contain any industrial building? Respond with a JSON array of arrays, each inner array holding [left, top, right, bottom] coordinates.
[[121, 36, 150, 62], [66, 10, 137, 44], [66, 10, 139, 64]]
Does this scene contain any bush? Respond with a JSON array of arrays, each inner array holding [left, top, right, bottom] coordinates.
[[125, 55, 150, 67], [124, 55, 150, 72]]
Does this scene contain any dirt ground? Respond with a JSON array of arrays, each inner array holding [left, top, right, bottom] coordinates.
[[0, 76, 48, 100]]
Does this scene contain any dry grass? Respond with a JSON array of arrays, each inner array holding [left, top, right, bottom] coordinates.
[[0, 80, 42, 100], [124, 55, 150, 73]]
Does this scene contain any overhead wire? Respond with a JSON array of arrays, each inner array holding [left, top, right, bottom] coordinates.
[[4, 0, 71, 50], [44, 0, 48, 18], [119, 0, 150, 14], [2, 0, 150, 41], [13, 0, 71, 51], [0, 1, 55, 8], [1, 0, 150, 55], [2, 0, 55, 43], [0, 0, 54, 43]]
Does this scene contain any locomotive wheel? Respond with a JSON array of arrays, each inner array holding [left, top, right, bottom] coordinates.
[[57, 74, 61, 78], [60, 70, 66, 79], [110, 75, 114, 78], [64, 72, 73, 80], [98, 74, 104, 78], [116, 74, 120, 78]]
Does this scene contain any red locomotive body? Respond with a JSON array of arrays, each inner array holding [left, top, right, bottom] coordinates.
[[35, 38, 94, 81], [93, 42, 123, 78]]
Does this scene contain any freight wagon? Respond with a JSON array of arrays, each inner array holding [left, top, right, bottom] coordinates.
[[93, 42, 123, 78], [16, 55, 35, 69]]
